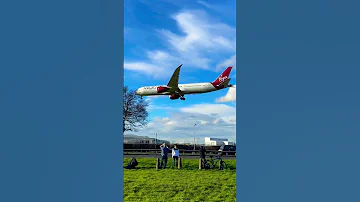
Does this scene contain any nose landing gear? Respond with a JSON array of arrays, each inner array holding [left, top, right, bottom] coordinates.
[[180, 96, 185, 101]]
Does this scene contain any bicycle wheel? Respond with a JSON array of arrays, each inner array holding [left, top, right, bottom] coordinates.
[[208, 159, 215, 169], [222, 161, 228, 170]]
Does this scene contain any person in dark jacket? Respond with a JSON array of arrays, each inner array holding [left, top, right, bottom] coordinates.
[[199, 146, 207, 168], [160, 143, 170, 169], [199, 146, 206, 159]]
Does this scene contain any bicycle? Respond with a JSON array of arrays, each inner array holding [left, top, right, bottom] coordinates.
[[207, 154, 228, 170]]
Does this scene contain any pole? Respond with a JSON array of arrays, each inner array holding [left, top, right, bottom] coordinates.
[[156, 158, 160, 170], [193, 124, 197, 150]]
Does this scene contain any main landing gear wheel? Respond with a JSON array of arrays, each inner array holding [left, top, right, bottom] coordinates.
[[140, 96, 143, 99], [180, 97, 185, 100]]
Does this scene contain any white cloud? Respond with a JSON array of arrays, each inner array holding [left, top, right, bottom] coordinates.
[[124, 9, 236, 79], [215, 85, 236, 103], [180, 103, 236, 124], [131, 103, 236, 143], [146, 50, 179, 65], [216, 55, 236, 71], [157, 10, 235, 68], [124, 62, 168, 79]]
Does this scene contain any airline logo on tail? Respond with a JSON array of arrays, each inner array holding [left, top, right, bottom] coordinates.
[[211, 66, 233, 88], [218, 74, 228, 83]]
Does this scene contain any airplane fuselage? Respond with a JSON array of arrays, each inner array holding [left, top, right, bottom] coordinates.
[[134, 64, 233, 100], [136, 82, 221, 96]]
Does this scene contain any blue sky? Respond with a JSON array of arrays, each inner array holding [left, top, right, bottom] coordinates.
[[124, 0, 237, 143], [2, 0, 360, 201]]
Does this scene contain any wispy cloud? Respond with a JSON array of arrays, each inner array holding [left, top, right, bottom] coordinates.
[[216, 55, 236, 71], [159, 10, 235, 52], [124, 9, 236, 79], [197, 0, 236, 20], [124, 62, 167, 79], [197, 1, 212, 9]]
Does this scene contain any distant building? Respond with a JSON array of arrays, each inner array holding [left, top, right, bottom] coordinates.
[[124, 134, 170, 145], [223, 141, 236, 145], [204, 137, 229, 146]]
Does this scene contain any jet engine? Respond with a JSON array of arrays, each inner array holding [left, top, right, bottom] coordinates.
[[169, 94, 180, 100], [157, 86, 170, 93]]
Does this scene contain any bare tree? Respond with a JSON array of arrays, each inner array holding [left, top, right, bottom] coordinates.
[[123, 86, 149, 133]]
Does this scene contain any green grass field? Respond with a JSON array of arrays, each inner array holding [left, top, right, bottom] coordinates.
[[124, 158, 236, 202]]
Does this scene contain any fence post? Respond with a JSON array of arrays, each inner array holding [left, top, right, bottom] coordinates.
[[199, 158, 202, 169], [178, 158, 182, 169], [156, 158, 160, 170]]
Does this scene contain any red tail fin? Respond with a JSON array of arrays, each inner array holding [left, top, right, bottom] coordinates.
[[211, 66, 233, 87]]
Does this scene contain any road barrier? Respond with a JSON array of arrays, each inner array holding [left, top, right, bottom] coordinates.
[[124, 149, 235, 156]]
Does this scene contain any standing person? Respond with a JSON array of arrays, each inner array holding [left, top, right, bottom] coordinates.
[[159, 143, 169, 169], [172, 145, 180, 168], [199, 146, 207, 168], [199, 146, 206, 160]]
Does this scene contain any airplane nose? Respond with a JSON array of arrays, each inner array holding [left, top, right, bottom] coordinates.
[[135, 88, 141, 95]]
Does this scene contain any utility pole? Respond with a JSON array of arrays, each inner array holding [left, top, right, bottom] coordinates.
[[155, 133, 157, 147], [193, 124, 197, 150]]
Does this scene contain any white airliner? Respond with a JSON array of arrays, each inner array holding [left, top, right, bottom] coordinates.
[[135, 64, 234, 100]]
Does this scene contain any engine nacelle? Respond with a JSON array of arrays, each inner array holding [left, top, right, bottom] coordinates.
[[157, 86, 170, 93], [169, 94, 180, 100]]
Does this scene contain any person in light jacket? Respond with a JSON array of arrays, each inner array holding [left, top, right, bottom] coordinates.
[[172, 145, 180, 168]]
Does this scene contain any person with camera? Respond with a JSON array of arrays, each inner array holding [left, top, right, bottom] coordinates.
[[159, 143, 170, 169]]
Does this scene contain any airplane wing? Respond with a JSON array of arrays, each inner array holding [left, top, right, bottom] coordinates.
[[167, 64, 182, 87], [167, 64, 183, 94]]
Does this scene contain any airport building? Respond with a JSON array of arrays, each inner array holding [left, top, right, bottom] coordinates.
[[204, 137, 230, 146], [223, 141, 236, 145]]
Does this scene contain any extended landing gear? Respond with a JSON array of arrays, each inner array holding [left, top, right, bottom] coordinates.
[[180, 96, 185, 101], [140, 96, 143, 100]]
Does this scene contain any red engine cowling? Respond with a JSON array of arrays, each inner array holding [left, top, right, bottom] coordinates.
[[157, 86, 170, 93], [169, 94, 180, 100]]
